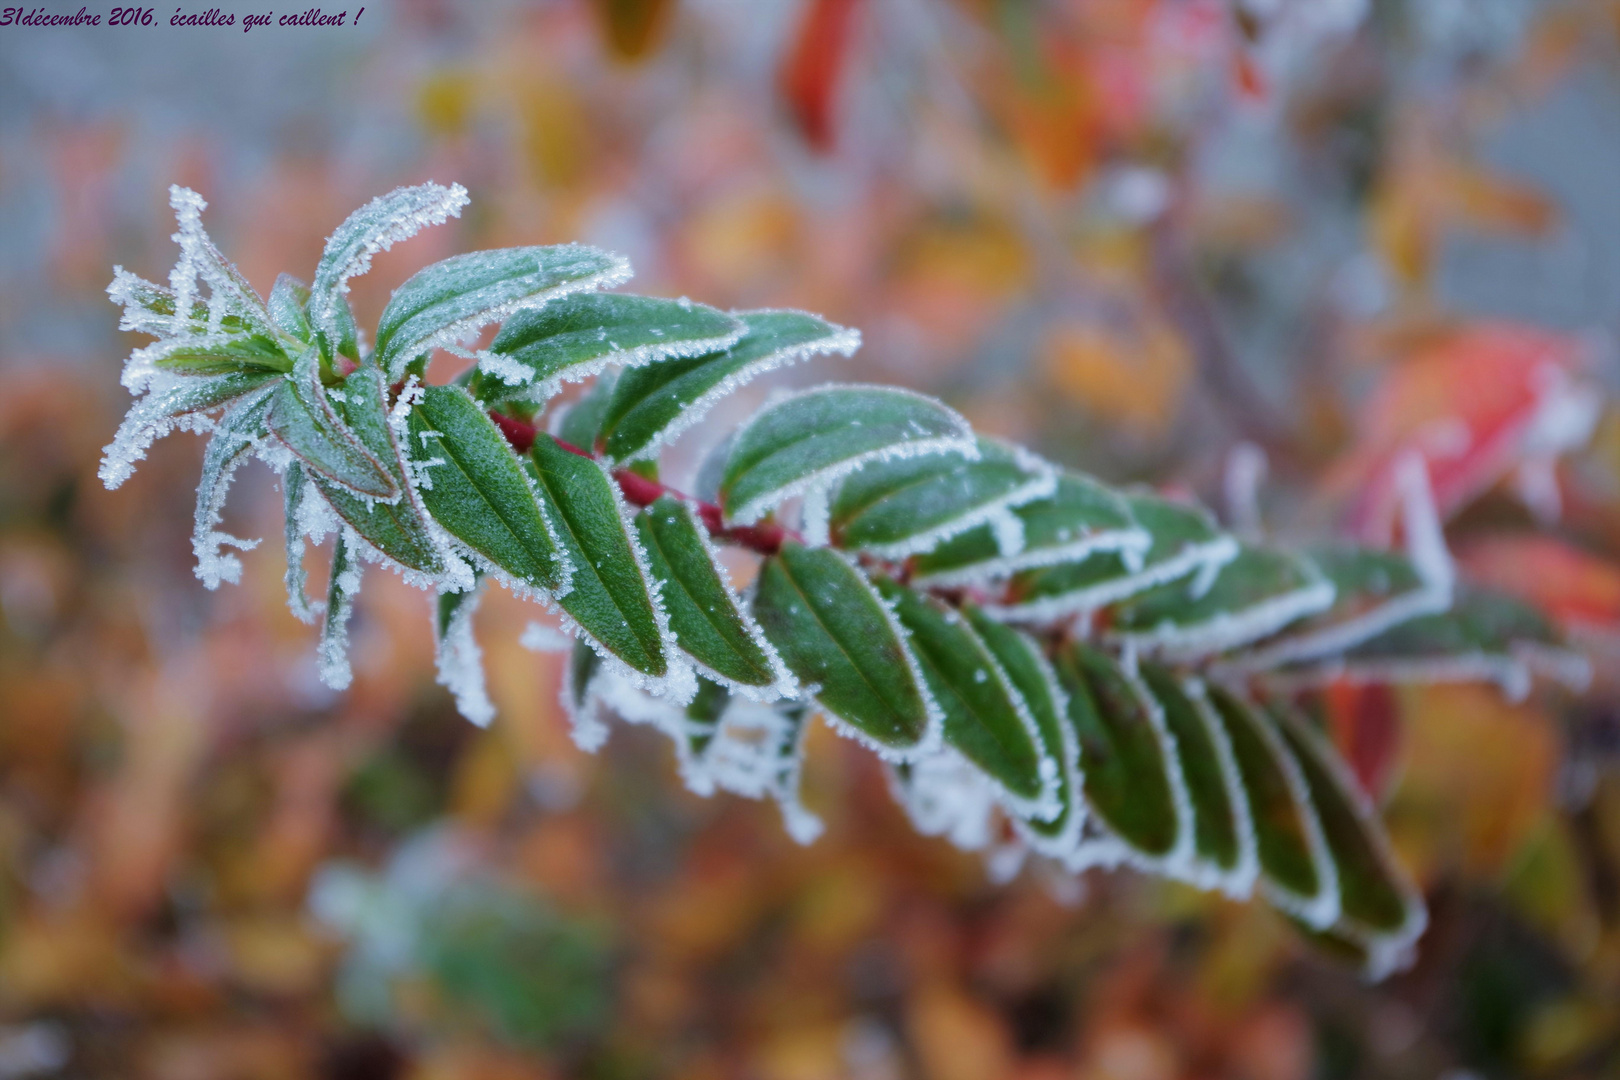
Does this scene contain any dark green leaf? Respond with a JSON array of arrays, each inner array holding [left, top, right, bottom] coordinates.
[[408, 385, 565, 593], [635, 496, 786, 690], [1202, 684, 1339, 927], [377, 245, 632, 378], [598, 309, 859, 463], [479, 293, 743, 410], [525, 435, 668, 678], [828, 438, 1056, 557], [994, 492, 1238, 619], [910, 472, 1143, 587], [963, 607, 1080, 853], [1052, 644, 1184, 862], [1108, 546, 1335, 660], [752, 542, 934, 754], [1270, 706, 1424, 953], [719, 385, 975, 525], [1138, 665, 1253, 892], [875, 579, 1049, 807], [310, 368, 446, 577], [266, 348, 398, 500], [556, 370, 617, 451]]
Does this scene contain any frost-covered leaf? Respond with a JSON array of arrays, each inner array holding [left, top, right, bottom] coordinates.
[[479, 293, 743, 409], [828, 438, 1058, 558], [164, 185, 277, 340], [963, 607, 1082, 856], [266, 348, 398, 500], [719, 384, 976, 526], [407, 385, 565, 594], [377, 245, 634, 379], [99, 370, 281, 489], [874, 578, 1051, 813], [1138, 665, 1255, 895], [151, 333, 293, 377], [319, 528, 364, 691], [560, 639, 610, 751], [752, 542, 936, 756], [435, 579, 495, 727], [1202, 684, 1339, 927], [910, 472, 1146, 587], [526, 435, 669, 678], [309, 181, 469, 356], [598, 309, 860, 463], [282, 463, 321, 624], [310, 369, 446, 578], [1269, 587, 1589, 699], [268, 273, 312, 342], [635, 496, 790, 694], [1222, 545, 1451, 675], [1108, 546, 1336, 661], [890, 749, 1002, 852], [992, 492, 1239, 619], [1270, 705, 1426, 977], [191, 382, 275, 590], [1052, 643, 1187, 866]]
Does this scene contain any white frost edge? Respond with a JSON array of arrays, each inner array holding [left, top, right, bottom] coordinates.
[[887, 749, 1002, 852], [913, 525, 1153, 589], [982, 536, 1241, 623], [1260, 652, 1534, 702], [725, 382, 978, 527], [503, 323, 743, 408], [1006, 636, 1090, 862], [434, 583, 496, 727], [608, 316, 862, 465], [1272, 707, 1427, 981], [1111, 562, 1338, 663], [317, 528, 365, 691], [191, 386, 277, 590], [551, 636, 611, 752]]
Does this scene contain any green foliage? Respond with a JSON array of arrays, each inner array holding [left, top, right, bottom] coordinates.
[[102, 182, 1594, 980]]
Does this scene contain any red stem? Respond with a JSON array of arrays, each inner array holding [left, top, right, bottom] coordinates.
[[491, 411, 799, 556]]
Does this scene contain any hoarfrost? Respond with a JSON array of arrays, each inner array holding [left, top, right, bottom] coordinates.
[[435, 584, 496, 727]]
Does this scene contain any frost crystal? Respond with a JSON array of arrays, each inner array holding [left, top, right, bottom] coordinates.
[[435, 585, 496, 727]]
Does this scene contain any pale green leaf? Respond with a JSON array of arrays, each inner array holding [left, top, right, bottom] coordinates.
[[266, 348, 398, 500]]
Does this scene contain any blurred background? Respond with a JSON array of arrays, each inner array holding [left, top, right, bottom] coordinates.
[[3, 1, 1620, 1077]]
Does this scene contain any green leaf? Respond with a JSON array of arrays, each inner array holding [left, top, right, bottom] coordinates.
[[910, 472, 1146, 587], [318, 527, 363, 691], [1282, 587, 1590, 697], [685, 675, 731, 752], [191, 382, 276, 590], [1108, 545, 1335, 661], [1222, 545, 1450, 674], [377, 245, 633, 378], [309, 181, 469, 355], [598, 309, 859, 463], [151, 332, 293, 377], [828, 438, 1057, 558], [407, 385, 565, 594], [100, 369, 283, 489], [1052, 643, 1186, 864], [556, 370, 618, 451], [479, 293, 743, 410], [634, 496, 788, 692], [1202, 684, 1339, 927], [719, 385, 975, 526], [525, 435, 668, 679], [1269, 705, 1425, 974], [268, 273, 312, 342], [282, 463, 320, 624], [993, 492, 1239, 619], [752, 542, 935, 755], [874, 579, 1050, 809], [1138, 665, 1254, 894], [310, 368, 447, 578], [266, 348, 398, 500], [962, 607, 1081, 854]]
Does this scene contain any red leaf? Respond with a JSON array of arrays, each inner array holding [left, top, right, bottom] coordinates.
[[778, 0, 860, 152]]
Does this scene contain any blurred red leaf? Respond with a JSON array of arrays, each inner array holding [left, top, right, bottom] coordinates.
[[778, 0, 860, 152]]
